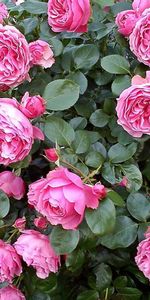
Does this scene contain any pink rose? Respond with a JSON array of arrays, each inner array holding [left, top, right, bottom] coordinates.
[[14, 230, 60, 279], [116, 72, 150, 137], [0, 240, 22, 283], [132, 0, 150, 15], [0, 25, 31, 91], [20, 92, 46, 119], [47, 0, 91, 33], [0, 285, 25, 300], [28, 167, 106, 230], [135, 228, 150, 280], [0, 98, 44, 165], [29, 40, 55, 68], [0, 3, 9, 24], [0, 98, 33, 165], [130, 9, 150, 66], [44, 148, 58, 162], [34, 217, 48, 229], [115, 10, 139, 36], [13, 217, 26, 231], [0, 171, 25, 200]]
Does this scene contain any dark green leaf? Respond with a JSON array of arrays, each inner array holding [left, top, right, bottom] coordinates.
[[50, 227, 79, 254], [85, 198, 116, 235]]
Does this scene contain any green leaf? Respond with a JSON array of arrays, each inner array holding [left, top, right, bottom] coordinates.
[[102, 162, 116, 184], [67, 71, 88, 95], [77, 290, 99, 300], [90, 109, 109, 127], [50, 227, 80, 254], [72, 130, 90, 154], [20, 17, 38, 34], [100, 216, 138, 249], [95, 263, 112, 291], [0, 190, 10, 218], [43, 79, 80, 111], [121, 164, 143, 192], [101, 55, 130, 74], [117, 287, 142, 300], [22, 0, 47, 14], [108, 143, 137, 163], [66, 250, 85, 272], [127, 193, 150, 222], [44, 116, 75, 146], [107, 190, 125, 207], [69, 117, 87, 130], [29, 292, 51, 300], [73, 45, 99, 70], [85, 198, 116, 235], [112, 75, 131, 96], [85, 151, 104, 168]]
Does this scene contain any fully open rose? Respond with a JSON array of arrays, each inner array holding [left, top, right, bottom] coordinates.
[[135, 228, 150, 280], [0, 240, 22, 283], [0, 98, 34, 165], [130, 9, 150, 66], [28, 167, 106, 230], [0, 25, 31, 91], [47, 0, 91, 33], [0, 285, 26, 300], [14, 230, 60, 279], [116, 72, 150, 137]]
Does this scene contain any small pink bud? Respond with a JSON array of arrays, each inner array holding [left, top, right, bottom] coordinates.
[[119, 176, 128, 187], [44, 148, 58, 162], [13, 217, 26, 231], [34, 217, 48, 229]]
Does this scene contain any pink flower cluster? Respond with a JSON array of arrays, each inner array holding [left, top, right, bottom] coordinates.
[[116, 0, 150, 66], [116, 71, 150, 137], [0, 22, 54, 91], [135, 227, 150, 280]]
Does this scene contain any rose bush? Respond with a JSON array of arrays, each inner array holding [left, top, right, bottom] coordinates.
[[0, 0, 149, 299]]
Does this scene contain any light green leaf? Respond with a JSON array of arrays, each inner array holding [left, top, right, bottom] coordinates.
[[43, 79, 80, 111]]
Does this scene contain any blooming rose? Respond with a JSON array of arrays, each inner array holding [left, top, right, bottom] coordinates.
[[20, 92, 46, 119], [130, 9, 150, 66], [34, 217, 48, 229], [132, 0, 150, 15], [28, 167, 106, 230], [29, 40, 55, 68], [48, 0, 91, 33], [0, 240, 22, 283], [0, 285, 25, 300], [0, 25, 31, 91], [135, 228, 150, 280], [0, 3, 9, 24], [0, 171, 25, 200], [14, 230, 60, 279], [13, 217, 26, 231], [44, 148, 58, 162], [0, 98, 33, 165], [115, 10, 139, 36], [116, 72, 150, 137]]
